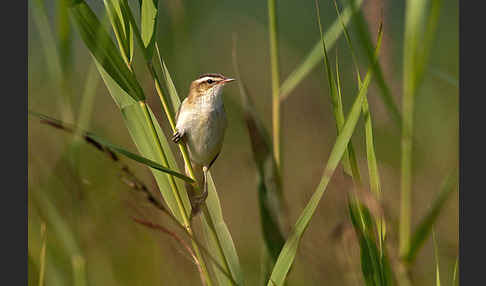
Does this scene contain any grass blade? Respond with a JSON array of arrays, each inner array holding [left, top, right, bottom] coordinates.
[[404, 170, 458, 263], [279, 0, 363, 101], [233, 36, 285, 266], [69, 0, 145, 101], [316, 0, 361, 184], [267, 67, 373, 286], [29, 111, 195, 184]]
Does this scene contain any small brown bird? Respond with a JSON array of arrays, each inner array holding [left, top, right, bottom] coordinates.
[[172, 73, 235, 216]]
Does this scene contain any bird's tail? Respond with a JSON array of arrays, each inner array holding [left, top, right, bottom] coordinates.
[[184, 161, 204, 200]]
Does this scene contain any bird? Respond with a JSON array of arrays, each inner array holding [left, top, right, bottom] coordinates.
[[171, 73, 235, 217]]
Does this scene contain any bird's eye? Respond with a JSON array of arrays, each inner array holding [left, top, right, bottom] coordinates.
[[207, 79, 214, 84]]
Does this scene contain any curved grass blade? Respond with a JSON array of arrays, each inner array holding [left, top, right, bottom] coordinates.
[[404, 170, 458, 263], [279, 0, 363, 101], [267, 68, 373, 286], [68, 0, 145, 101], [316, 0, 361, 184], [102, 0, 133, 65], [232, 37, 285, 265], [29, 111, 195, 184]]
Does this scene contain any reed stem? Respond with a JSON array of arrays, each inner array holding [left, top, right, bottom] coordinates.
[[268, 0, 281, 170]]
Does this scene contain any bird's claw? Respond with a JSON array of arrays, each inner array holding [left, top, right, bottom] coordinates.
[[172, 131, 183, 143]]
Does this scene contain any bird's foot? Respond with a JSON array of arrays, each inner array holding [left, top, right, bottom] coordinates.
[[172, 130, 183, 143]]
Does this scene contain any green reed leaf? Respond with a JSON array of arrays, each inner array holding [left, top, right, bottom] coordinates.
[[69, 0, 145, 101]]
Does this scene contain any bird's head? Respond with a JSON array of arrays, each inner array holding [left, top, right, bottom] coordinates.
[[189, 73, 235, 99]]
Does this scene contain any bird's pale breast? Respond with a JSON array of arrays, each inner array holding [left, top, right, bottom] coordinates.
[[185, 106, 227, 166]]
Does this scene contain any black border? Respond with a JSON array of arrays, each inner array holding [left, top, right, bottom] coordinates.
[[460, 1, 484, 285], [7, 0, 28, 284]]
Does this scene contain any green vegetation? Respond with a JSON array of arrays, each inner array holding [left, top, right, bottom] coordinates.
[[28, 0, 458, 285]]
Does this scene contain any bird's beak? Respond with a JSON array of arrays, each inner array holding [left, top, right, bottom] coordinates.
[[221, 78, 236, 84]]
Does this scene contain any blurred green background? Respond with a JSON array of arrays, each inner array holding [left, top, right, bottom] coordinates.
[[28, 0, 458, 285]]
